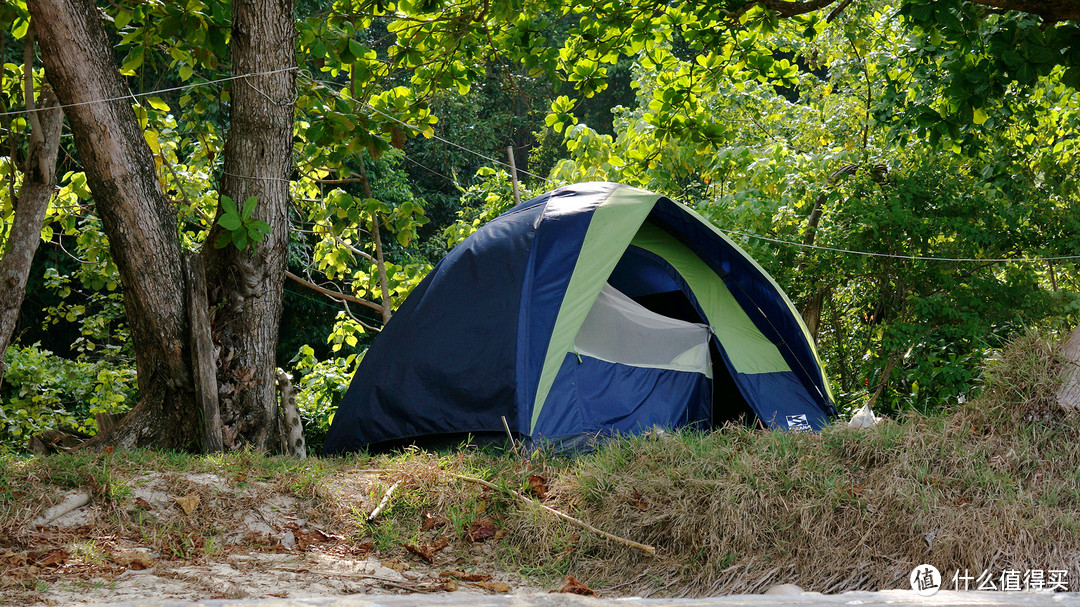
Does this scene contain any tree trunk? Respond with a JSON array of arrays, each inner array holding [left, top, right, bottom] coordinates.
[[359, 162, 393, 323], [203, 0, 296, 450], [1057, 324, 1080, 411], [27, 0, 200, 449], [800, 288, 826, 342], [0, 75, 63, 383]]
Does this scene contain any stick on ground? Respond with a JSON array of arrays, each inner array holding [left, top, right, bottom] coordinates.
[[367, 480, 402, 522], [448, 471, 656, 555]]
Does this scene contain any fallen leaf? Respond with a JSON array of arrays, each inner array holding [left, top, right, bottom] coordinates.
[[631, 488, 648, 510], [473, 580, 512, 593], [382, 558, 410, 571], [421, 512, 449, 531], [444, 579, 458, 591], [466, 518, 495, 542], [440, 570, 492, 582], [174, 494, 200, 515], [36, 549, 68, 567], [405, 537, 448, 563], [527, 475, 548, 499], [553, 575, 596, 596]]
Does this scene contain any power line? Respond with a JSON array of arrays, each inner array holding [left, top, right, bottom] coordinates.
[[0, 67, 299, 118], [722, 229, 1080, 263]]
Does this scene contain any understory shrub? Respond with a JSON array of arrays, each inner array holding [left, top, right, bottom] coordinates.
[[0, 343, 136, 453]]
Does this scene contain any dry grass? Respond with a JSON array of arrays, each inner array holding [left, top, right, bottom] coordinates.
[[495, 330, 1080, 596]]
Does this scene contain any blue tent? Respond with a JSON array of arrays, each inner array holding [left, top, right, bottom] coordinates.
[[323, 182, 835, 454]]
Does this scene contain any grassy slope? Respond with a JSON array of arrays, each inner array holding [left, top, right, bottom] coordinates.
[[2, 332, 1078, 598]]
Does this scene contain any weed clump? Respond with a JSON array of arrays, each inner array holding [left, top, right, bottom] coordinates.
[[974, 329, 1063, 423]]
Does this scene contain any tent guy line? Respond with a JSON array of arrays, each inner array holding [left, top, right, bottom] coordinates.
[[302, 75, 554, 184], [359, 99, 553, 183]]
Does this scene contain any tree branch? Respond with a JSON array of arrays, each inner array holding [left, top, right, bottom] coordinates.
[[448, 472, 657, 555], [284, 270, 385, 314], [750, 0, 837, 17], [24, 25, 43, 142], [963, 0, 1079, 22]]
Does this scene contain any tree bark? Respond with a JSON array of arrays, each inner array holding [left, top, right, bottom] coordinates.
[[1057, 324, 1080, 411], [359, 162, 392, 323], [0, 75, 63, 383], [184, 253, 223, 453], [27, 0, 200, 449], [203, 0, 296, 450]]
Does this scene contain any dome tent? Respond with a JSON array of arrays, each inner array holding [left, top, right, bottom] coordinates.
[[323, 182, 835, 454]]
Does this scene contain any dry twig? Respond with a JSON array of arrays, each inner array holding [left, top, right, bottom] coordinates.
[[367, 480, 402, 522], [447, 471, 656, 555]]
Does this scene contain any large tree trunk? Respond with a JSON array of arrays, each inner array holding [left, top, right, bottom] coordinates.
[[27, 0, 200, 449], [203, 0, 296, 450], [0, 76, 63, 383]]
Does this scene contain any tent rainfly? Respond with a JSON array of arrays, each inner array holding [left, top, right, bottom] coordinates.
[[323, 182, 836, 454]]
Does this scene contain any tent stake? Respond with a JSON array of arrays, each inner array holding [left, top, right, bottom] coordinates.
[[500, 415, 519, 456]]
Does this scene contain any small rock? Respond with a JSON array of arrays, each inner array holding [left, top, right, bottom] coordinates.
[[279, 531, 296, 550]]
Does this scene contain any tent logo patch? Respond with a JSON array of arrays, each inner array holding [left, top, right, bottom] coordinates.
[[786, 414, 811, 431]]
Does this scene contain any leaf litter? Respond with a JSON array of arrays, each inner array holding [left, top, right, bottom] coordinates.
[[1, 464, 543, 605]]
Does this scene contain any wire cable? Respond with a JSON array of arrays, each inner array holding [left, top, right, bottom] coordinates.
[[0, 67, 299, 118], [722, 229, 1080, 263]]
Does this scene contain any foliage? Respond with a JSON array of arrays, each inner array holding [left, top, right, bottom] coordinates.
[[290, 344, 362, 452], [534, 2, 1080, 416], [0, 344, 136, 453], [443, 166, 540, 248], [4, 0, 1080, 449], [213, 195, 272, 252]]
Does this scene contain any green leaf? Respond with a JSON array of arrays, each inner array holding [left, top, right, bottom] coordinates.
[[232, 230, 248, 250], [242, 196, 258, 220], [247, 219, 272, 236], [120, 46, 144, 75], [218, 214, 242, 231], [147, 97, 170, 112], [220, 195, 238, 216]]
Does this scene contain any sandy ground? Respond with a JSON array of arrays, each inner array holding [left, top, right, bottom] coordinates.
[[1, 470, 544, 606]]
